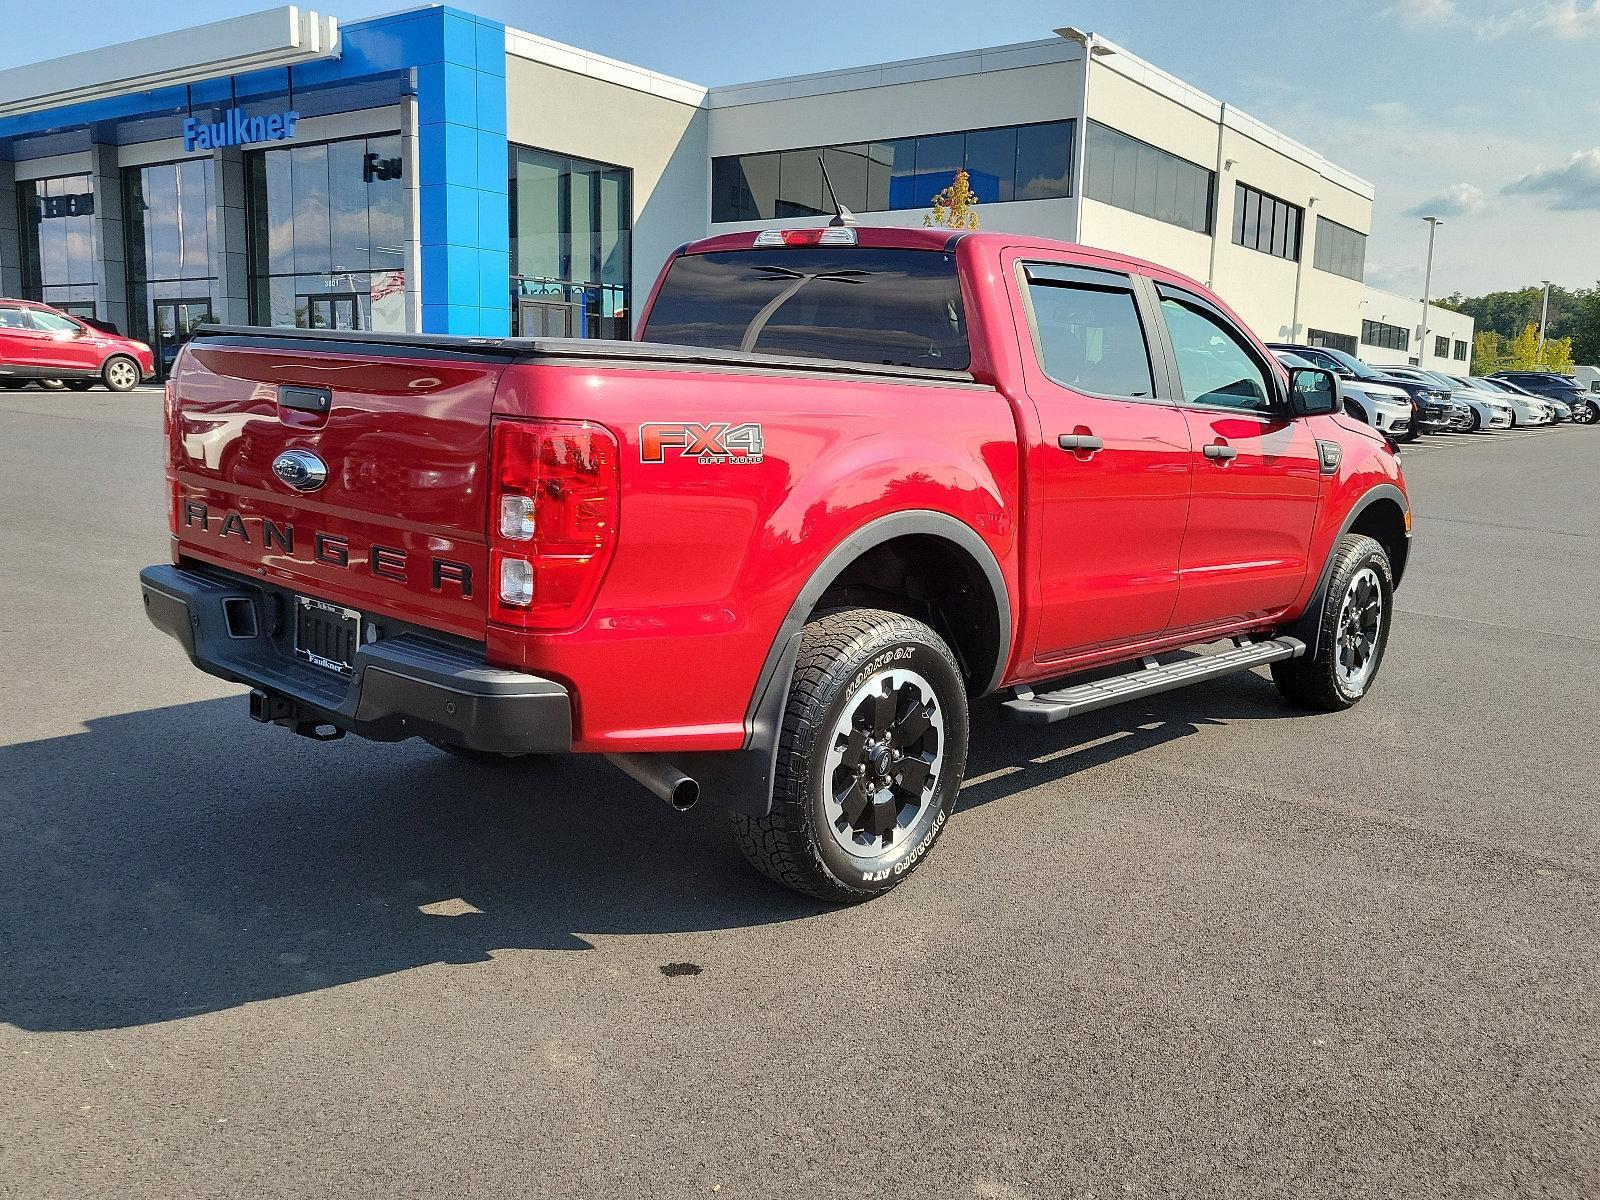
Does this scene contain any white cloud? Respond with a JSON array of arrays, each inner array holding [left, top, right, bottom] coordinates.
[[1478, 1, 1600, 38], [1535, 0, 1600, 35], [1405, 182, 1488, 217], [1387, 0, 1458, 26], [1504, 148, 1600, 209]]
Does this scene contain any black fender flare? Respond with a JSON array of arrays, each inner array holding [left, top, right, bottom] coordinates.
[[1286, 483, 1409, 659], [677, 509, 1013, 817]]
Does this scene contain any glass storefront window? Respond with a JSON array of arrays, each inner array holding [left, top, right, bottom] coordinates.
[[123, 159, 218, 369], [245, 132, 406, 331], [18, 174, 98, 312], [510, 145, 632, 339]]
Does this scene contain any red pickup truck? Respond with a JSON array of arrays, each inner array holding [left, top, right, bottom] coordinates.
[[141, 225, 1410, 902]]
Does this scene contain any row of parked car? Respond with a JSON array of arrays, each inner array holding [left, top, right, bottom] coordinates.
[[1267, 341, 1600, 442]]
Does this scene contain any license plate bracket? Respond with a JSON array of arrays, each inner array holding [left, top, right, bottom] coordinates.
[[294, 596, 361, 676]]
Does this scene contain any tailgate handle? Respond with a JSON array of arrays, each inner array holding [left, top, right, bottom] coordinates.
[[278, 385, 332, 415]]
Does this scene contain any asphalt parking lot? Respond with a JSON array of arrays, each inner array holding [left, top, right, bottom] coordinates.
[[1, 389, 1595, 1199]]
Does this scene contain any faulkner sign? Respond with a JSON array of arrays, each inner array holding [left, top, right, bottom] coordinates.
[[183, 108, 300, 153]]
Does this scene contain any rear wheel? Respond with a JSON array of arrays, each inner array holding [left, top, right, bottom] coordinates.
[[1272, 534, 1394, 711], [731, 607, 969, 903], [102, 356, 141, 392]]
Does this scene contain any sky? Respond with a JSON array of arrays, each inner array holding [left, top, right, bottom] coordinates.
[[4, 0, 1599, 299]]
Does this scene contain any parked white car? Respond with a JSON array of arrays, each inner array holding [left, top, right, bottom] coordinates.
[[1444, 373, 1554, 428], [1272, 350, 1411, 440], [1385, 368, 1516, 432]]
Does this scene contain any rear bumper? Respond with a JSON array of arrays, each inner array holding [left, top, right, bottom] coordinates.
[[139, 563, 572, 754]]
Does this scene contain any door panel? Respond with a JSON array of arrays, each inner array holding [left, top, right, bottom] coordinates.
[[1155, 292, 1322, 630], [517, 298, 577, 338], [1011, 257, 1193, 661], [23, 308, 99, 373]]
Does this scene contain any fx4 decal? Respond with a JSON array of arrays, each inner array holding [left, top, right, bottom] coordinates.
[[639, 422, 765, 465]]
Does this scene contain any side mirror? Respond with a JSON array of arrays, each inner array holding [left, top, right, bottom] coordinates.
[[1289, 366, 1339, 417]]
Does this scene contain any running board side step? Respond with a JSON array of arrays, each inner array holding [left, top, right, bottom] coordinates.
[[1001, 637, 1306, 724]]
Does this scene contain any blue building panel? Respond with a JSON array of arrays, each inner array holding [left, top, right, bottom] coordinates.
[[0, 4, 516, 338]]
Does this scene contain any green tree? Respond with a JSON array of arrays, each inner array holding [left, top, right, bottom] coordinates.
[[1471, 330, 1511, 375], [1569, 289, 1600, 365], [924, 169, 980, 230], [1502, 323, 1575, 371]]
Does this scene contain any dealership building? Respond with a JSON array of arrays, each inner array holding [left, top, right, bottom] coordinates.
[[0, 4, 1469, 372]]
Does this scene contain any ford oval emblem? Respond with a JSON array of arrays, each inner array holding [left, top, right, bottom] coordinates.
[[272, 449, 328, 492]]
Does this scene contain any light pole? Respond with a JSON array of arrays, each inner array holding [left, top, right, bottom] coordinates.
[[1418, 216, 1443, 367], [1054, 27, 1115, 244], [1537, 279, 1552, 354]]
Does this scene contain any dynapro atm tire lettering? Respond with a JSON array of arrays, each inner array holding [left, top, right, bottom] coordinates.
[[639, 422, 765, 464]]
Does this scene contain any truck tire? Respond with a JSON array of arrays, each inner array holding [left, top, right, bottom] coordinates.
[[1271, 534, 1394, 711], [731, 607, 969, 903], [102, 356, 141, 392]]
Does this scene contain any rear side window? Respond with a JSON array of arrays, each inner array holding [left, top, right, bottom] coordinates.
[[27, 309, 80, 334], [1025, 271, 1154, 398], [641, 247, 970, 370]]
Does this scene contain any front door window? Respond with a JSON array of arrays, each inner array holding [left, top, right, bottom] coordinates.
[[1160, 297, 1273, 414]]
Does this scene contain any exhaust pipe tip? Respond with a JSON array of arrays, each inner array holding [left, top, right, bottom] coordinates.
[[608, 753, 700, 813], [666, 777, 700, 812]]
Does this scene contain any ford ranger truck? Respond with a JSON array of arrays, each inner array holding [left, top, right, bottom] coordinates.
[[140, 225, 1411, 903]]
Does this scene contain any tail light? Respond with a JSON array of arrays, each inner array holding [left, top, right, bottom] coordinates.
[[488, 418, 620, 631], [753, 227, 857, 247]]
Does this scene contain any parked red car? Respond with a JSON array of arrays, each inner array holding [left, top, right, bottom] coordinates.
[[0, 299, 153, 391], [141, 226, 1410, 902]]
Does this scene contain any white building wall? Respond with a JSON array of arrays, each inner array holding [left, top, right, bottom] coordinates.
[[1359, 284, 1474, 374], [700, 32, 1377, 353], [505, 37, 709, 316]]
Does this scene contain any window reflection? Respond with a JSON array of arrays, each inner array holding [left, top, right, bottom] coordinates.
[[710, 121, 1073, 222], [509, 145, 632, 339], [122, 158, 218, 368], [245, 133, 406, 331], [19, 174, 98, 312]]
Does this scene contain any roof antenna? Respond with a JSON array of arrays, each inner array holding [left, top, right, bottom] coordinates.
[[818, 155, 856, 227]]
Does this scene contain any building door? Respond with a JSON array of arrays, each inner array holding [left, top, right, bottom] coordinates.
[[517, 297, 577, 338], [307, 295, 362, 331], [153, 299, 213, 380]]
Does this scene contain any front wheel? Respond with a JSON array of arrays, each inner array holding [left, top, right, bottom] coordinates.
[[1272, 534, 1394, 711], [731, 607, 969, 903], [1574, 400, 1600, 425], [101, 356, 141, 392], [1466, 407, 1482, 433], [65, 380, 95, 392]]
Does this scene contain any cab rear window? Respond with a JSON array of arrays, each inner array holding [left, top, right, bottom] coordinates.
[[640, 247, 970, 371]]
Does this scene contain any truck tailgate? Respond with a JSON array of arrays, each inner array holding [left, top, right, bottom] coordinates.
[[168, 334, 503, 640]]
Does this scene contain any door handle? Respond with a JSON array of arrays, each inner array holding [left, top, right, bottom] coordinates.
[[1203, 442, 1238, 462], [1058, 433, 1104, 453]]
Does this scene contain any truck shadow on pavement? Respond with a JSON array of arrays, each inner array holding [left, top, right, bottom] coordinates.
[[0, 674, 1298, 1032]]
